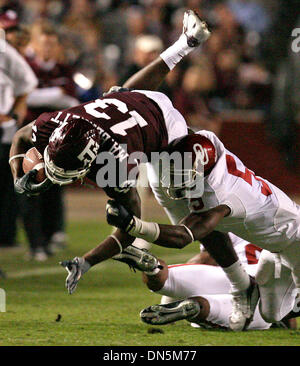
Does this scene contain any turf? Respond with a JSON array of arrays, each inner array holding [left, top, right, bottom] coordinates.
[[1, 220, 300, 346]]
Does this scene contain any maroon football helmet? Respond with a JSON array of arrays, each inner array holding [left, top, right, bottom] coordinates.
[[44, 119, 100, 185], [160, 133, 217, 199]]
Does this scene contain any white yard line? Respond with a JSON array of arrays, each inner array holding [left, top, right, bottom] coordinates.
[[4, 253, 190, 279], [5, 263, 108, 279]]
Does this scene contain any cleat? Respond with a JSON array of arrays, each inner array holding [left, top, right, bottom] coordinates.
[[229, 277, 260, 331], [183, 10, 210, 47], [112, 245, 162, 273], [140, 299, 200, 325]]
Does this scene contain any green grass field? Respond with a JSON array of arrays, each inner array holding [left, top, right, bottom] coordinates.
[[1, 220, 300, 347]]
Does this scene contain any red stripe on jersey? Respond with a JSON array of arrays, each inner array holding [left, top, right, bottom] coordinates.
[[168, 263, 206, 269], [245, 243, 263, 264]]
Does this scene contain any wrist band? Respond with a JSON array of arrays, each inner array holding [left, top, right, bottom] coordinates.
[[109, 234, 123, 254], [128, 217, 160, 243], [9, 154, 26, 164]]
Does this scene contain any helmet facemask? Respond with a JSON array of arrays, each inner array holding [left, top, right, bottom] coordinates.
[[160, 145, 205, 200], [161, 165, 204, 200]]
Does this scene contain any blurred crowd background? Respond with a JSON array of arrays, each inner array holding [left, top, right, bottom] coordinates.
[[0, 0, 299, 261], [1, 0, 299, 129]]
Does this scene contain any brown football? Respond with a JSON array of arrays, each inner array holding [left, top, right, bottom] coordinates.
[[22, 147, 46, 183]]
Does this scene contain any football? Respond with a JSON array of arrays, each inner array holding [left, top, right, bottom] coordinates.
[[22, 147, 46, 183]]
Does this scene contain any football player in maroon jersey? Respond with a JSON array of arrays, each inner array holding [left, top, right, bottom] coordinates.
[[9, 12, 219, 280]]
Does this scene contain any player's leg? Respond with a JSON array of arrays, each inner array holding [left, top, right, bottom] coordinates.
[[256, 250, 297, 323], [141, 294, 270, 330], [279, 240, 300, 295], [18, 194, 49, 261], [141, 263, 270, 330]]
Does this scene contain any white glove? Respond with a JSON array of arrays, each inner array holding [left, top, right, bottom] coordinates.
[[182, 10, 211, 47], [60, 257, 91, 294]]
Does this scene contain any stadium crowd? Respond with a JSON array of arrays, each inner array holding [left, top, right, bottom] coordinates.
[[0, 0, 299, 260]]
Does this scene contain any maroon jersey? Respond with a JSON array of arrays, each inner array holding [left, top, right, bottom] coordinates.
[[24, 56, 76, 124], [26, 56, 76, 96], [32, 91, 169, 196]]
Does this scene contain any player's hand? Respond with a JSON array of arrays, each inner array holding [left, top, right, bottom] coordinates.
[[60, 257, 90, 294], [106, 200, 134, 232], [182, 10, 211, 47], [14, 170, 53, 197], [103, 86, 133, 97]]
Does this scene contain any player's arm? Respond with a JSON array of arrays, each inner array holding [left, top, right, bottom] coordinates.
[[106, 199, 229, 247], [82, 187, 141, 266], [123, 58, 170, 91], [9, 121, 52, 196], [122, 10, 210, 91], [9, 121, 34, 180], [106, 200, 239, 269], [61, 188, 142, 294]]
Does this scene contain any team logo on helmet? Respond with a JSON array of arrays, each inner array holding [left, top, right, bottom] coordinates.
[[159, 134, 216, 200], [77, 138, 99, 166]]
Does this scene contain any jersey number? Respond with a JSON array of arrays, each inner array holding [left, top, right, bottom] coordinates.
[[245, 243, 262, 264], [84, 98, 148, 136], [226, 155, 272, 196]]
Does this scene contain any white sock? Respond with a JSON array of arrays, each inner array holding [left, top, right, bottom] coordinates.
[[160, 34, 196, 70], [222, 260, 250, 293]]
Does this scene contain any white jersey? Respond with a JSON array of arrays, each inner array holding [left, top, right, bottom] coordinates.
[[188, 131, 300, 253], [0, 42, 37, 143], [0, 42, 37, 113]]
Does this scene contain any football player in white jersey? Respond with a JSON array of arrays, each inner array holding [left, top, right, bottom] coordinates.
[[139, 253, 271, 330], [151, 233, 269, 330], [106, 130, 300, 331], [139, 250, 299, 330], [108, 236, 297, 330]]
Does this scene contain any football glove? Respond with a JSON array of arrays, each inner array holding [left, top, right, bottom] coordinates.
[[103, 86, 133, 97], [183, 10, 211, 47], [14, 169, 53, 197], [106, 200, 134, 232], [60, 257, 91, 294]]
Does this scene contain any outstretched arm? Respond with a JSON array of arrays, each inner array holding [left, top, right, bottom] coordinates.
[[60, 188, 142, 294], [122, 10, 210, 91], [123, 58, 170, 91], [106, 199, 229, 247], [106, 200, 239, 270], [82, 188, 141, 266]]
